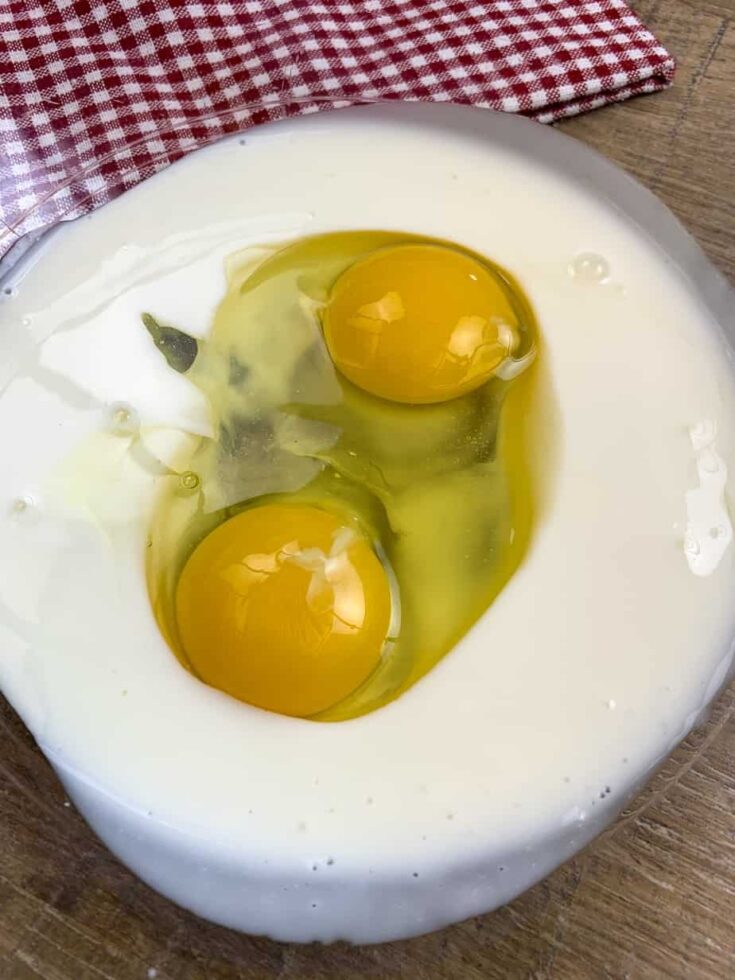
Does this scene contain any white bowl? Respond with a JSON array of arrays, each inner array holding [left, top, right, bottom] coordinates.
[[1, 102, 734, 944]]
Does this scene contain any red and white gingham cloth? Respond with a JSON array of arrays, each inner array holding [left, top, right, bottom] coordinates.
[[0, 1, 674, 258]]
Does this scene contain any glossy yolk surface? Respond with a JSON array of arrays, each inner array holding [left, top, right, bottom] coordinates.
[[175, 504, 392, 717], [322, 244, 518, 404]]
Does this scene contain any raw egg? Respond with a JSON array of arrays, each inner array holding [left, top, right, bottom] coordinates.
[[323, 243, 518, 404], [175, 503, 392, 717], [145, 230, 539, 719]]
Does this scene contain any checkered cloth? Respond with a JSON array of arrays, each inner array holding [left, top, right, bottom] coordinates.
[[0, 1, 674, 259]]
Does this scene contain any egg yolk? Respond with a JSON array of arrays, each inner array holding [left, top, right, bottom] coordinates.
[[175, 504, 392, 717], [322, 243, 518, 404]]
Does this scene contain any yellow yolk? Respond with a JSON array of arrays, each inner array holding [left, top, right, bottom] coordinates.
[[175, 504, 392, 717], [322, 244, 519, 404]]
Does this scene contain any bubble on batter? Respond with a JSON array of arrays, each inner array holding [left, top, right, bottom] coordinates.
[[8, 494, 40, 525], [178, 470, 200, 492], [569, 251, 610, 284], [108, 402, 140, 437]]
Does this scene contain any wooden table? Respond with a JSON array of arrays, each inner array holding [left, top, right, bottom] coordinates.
[[1, 2, 733, 976]]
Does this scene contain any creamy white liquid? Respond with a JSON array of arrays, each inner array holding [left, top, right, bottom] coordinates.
[[1, 109, 734, 884]]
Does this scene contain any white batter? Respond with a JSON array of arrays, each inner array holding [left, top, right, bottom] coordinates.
[[0, 105, 734, 942]]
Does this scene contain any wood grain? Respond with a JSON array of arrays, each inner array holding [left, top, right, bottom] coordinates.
[[1, 2, 733, 977]]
